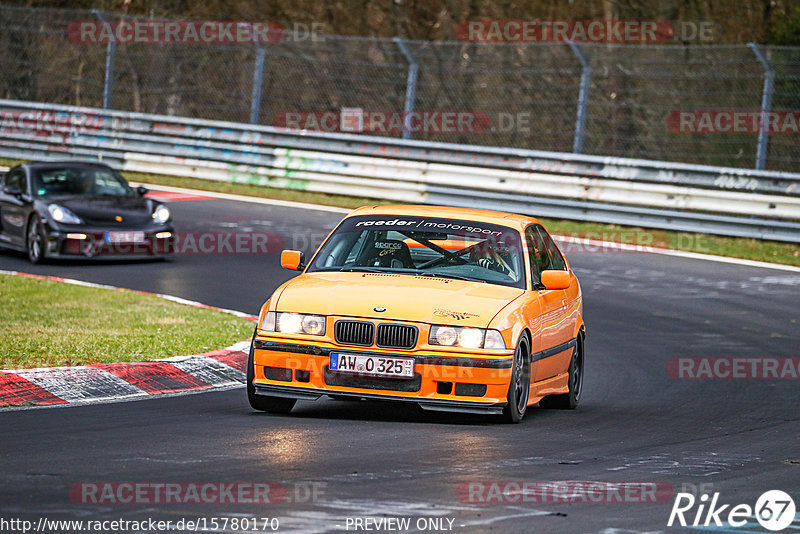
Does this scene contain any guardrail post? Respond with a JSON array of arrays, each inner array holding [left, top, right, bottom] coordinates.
[[748, 43, 774, 170], [250, 43, 267, 124], [92, 9, 116, 109], [393, 38, 419, 140], [568, 42, 591, 154]]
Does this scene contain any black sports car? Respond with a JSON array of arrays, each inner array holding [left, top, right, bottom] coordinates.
[[0, 161, 175, 263]]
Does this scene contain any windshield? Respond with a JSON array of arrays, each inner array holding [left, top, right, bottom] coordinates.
[[31, 167, 133, 198], [307, 215, 526, 288]]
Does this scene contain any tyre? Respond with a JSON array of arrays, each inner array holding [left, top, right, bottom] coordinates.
[[246, 332, 296, 414], [539, 333, 584, 410], [26, 215, 47, 264], [501, 334, 531, 423]]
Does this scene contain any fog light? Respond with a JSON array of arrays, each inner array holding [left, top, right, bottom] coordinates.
[[66, 233, 87, 240], [455, 383, 487, 397], [263, 366, 292, 382], [155, 232, 172, 239]]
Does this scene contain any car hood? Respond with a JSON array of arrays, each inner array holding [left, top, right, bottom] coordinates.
[[53, 195, 154, 226], [275, 272, 525, 327]]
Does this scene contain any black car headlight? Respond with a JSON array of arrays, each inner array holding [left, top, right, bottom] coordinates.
[[47, 204, 82, 224], [152, 205, 170, 224]]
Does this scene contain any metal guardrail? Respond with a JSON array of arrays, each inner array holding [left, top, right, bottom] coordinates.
[[1, 99, 799, 242]]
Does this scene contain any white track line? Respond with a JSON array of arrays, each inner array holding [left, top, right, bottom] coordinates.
[[2, 164, 796, 272], [135, 181, 800, 273], [130, 181, 350, 214], [553, 235, 800, 273]]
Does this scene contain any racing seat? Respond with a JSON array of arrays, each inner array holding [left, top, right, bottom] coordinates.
[[361, 239, 415, 269]]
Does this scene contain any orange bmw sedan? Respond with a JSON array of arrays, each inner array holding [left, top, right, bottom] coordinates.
[[248, 205, 585, 423]]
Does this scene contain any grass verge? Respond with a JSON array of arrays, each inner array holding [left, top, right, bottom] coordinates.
[[1, 156, 797, 266], [0, 273, 254, 369]]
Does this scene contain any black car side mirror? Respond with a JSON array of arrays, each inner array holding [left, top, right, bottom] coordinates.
[[3, 185, 22, 197], [136, 186, 149, 196]]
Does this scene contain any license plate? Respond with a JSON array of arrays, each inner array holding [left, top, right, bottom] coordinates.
[[105, 231, 146, 244], [330, 353, 414, 378]]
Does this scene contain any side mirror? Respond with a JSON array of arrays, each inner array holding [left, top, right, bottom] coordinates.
[[281, 250, 305, 271], [540, 270, 570, 290], [136, 186, 149, 196], [3, 185, 22, 197]]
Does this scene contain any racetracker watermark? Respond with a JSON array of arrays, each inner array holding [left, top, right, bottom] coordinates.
[[66, 232, 284, 256], [0, 110, 105, 137], [264, 357, 489, 380], [169, 232, 284, 255], [274, 110, 492, 135], [69, 482, 325, 505], [68, 21, 325, 44], [456, 481, 674, 504], [554, 230, 725, 255], [667, 111, 800, 134], [667, 357, 800, 379], [457, 20, 717, 43]]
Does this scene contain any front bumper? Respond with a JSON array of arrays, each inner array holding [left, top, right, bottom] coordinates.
[[252, 338, 514, 414], [43, 222, 175, 258]]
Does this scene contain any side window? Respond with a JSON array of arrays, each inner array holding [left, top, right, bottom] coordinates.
[[535, 226, 567, 271], [5, 170, 25, 193], [524, 226, 547, 283]]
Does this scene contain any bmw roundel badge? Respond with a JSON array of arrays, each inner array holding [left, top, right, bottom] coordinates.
[[373, 306, 387, 313]]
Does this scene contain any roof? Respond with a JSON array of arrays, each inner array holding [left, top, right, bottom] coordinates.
[[347, 204, 541, 230], [20, 161, 114, 170]]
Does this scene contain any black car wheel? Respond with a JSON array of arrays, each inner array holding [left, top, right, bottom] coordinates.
[[540, 333, 584, 410], [247, 331, 297, 414], [26, 215, 47, 264], [501, 334, 531, 423]]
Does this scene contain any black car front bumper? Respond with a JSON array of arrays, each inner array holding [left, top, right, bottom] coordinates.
[[43, 222, 176, 258]]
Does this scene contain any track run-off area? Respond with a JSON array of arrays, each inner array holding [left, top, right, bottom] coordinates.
[[2, 188, 798, 533]]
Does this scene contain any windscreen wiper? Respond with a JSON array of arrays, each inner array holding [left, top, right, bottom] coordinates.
[[413, 271, 486, 283], [334, 266, 390, 274]]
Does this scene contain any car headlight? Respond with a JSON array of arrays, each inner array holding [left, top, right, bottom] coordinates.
[[429, 326, 506, 349], [47, 204, 82, 224], [152, 204, 170, 224], [259, 311, 326, 336]]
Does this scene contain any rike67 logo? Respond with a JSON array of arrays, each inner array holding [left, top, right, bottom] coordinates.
[[668, 490, 796, 531]]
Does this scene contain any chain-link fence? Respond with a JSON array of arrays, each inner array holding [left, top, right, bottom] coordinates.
[[1, 4, 799, 171]]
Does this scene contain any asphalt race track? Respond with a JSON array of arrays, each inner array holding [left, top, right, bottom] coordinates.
[[2, 195, 799, 533]]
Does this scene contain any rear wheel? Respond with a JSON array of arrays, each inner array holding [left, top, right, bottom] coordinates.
[[501, 335, 530, 423], [26, 215, 47, 264], [540, 333, 584, 409], [247, 332, 296, 414]]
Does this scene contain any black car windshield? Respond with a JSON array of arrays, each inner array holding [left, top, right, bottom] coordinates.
[[31, 167, 133, 198], [307, 215, 527, 288]]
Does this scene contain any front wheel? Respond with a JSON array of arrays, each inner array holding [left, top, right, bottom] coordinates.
[[540, 333, 584, 410], [246, 333, 296, 414], [26, 215, 47, 264], [501, 335, 531, 423]]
